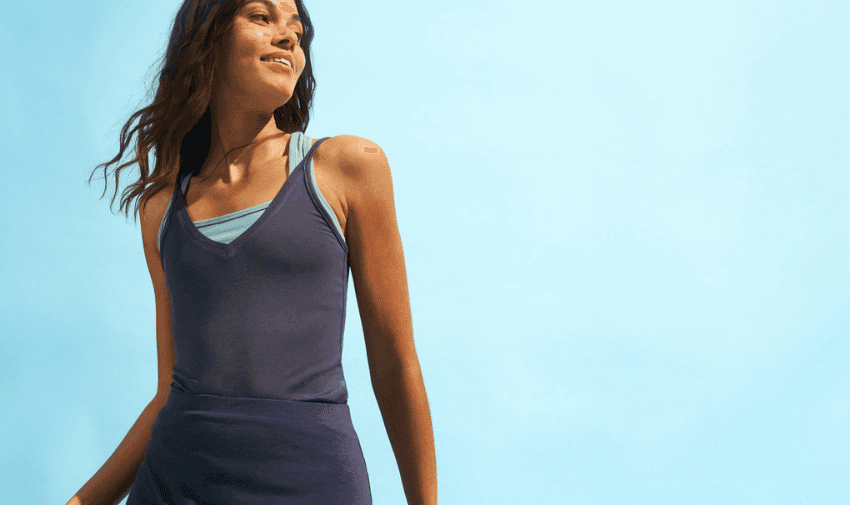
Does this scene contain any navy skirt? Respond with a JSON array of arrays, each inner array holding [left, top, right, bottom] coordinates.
[[126, 385, 372, 504]]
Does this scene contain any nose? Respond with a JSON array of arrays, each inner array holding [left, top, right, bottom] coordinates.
[[273, 25, 300, 48]]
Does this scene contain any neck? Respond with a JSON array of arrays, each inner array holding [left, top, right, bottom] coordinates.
[[201, 100, 286, 184]]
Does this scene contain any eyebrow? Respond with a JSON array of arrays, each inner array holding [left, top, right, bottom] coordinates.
[[244, 0, 301, 23]]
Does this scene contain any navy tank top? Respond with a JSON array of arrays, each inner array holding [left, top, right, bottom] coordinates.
[[157, 132, 344, 249], [157, 133, 351, 403]]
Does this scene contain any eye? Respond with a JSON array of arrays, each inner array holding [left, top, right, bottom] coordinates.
[[250, 13, 301, 41]]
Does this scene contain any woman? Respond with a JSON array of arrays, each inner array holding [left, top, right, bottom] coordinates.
[[70, 1, 436, 504]]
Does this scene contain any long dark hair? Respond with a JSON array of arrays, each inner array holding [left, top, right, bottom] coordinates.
[[87, 0, 316, 224]]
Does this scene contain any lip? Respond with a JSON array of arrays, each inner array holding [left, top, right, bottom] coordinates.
[[261, 52, 294, 68], [264, 60, 292, 71]]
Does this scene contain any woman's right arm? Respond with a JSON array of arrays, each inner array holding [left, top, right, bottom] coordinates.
[[67, 188, 177, 505], [66, 396, 168, 505]]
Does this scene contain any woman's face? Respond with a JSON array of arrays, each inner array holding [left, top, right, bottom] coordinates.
[[214, 0, 306, 112]]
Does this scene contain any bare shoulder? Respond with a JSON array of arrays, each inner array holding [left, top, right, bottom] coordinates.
[[139, 178, 177, 252], [313, 134, 386, 179], [312, 135, 390, 214], [321, 134, 382, 153]]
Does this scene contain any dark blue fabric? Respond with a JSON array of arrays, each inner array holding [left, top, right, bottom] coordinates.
[[127, 136, 372, 503], [126, 385, 371, 505]]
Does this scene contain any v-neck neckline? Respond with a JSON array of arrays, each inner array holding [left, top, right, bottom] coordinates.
[[175, 135, 323, 255]]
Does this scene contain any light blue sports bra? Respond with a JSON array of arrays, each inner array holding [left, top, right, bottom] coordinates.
[[157, 132, 344, 254]]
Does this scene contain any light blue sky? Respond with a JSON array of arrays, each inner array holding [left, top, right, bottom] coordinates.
[[2, 0, 848, 503]]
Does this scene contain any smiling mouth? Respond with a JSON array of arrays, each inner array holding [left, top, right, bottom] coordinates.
[[262, 57, 292, 68]]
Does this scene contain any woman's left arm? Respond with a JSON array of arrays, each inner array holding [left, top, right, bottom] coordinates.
[[339, 135, 437, 505]]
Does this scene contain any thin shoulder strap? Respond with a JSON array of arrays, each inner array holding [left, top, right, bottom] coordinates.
[[288, 131, 312, 176]]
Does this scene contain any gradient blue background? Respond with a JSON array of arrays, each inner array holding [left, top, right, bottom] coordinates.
[[2, 0, 849, 503]]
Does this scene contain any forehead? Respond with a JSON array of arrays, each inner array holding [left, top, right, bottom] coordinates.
[[242, 0, 300, 20]]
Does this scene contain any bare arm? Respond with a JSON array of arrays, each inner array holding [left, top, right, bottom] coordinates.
[[67, 396, 168, 505], [69, 186, 178, 504], [343, 136, 438, 505]]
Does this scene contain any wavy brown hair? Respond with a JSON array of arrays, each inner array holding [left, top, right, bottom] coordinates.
[[87, 0, 316, 224]]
